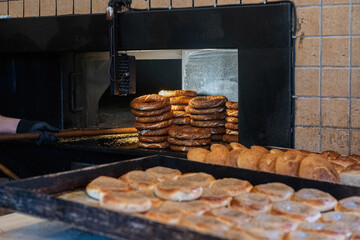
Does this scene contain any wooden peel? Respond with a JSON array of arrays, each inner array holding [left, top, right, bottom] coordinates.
[[0, 128, 137, 180], [0, 127, 138, 142], [0, 163, 20, 180]]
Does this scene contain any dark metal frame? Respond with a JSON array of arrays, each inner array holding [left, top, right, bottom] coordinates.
[[114, 3, 295, 148], [1, 155, 359, 240]]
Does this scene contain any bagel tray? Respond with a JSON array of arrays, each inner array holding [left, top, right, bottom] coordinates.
[[0, 155, 359, 240]]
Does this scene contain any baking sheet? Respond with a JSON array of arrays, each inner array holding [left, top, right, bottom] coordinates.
[[1, 155, 359, 240]]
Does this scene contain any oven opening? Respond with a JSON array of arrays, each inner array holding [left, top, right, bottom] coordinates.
[[92, 49, 238, 129]]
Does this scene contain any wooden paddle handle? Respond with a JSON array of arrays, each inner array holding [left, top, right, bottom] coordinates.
[[0, 128, 138, 142], [0, 163, 20, 180]]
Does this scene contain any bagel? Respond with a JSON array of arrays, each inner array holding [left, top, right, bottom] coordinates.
[[131, 105, 171, 117], [225, 116, 239, 123], [168, 125, 211, 140], [349, 154, 360, 163], [158, 90, 197, 97], [271, 200, 321, 222], [319, 211, 360, 232], [223, 134, 238, 143], [138, 135, 168, 143], [119, 170, 158, 190], [226, 109, 238, 117], [187, 148, 211, 163], [232, 222, 285, 240], [138, 141, 169, 149], [335, 196, 360, 215], [189, 96, 228, 109], [329, 156, 357, 168], [197, 187, 232, 208], [171, 105, 187, 111], [207, 127, 226, 135], [172, 117, 190, 125], [210, 134, 224, 141], [228, 149, 244, 168], [283, 230, 340, 240], [205, 207, 252, 226], [225, 123, 238, 130], [190, 113, 226, 121], [178, 215, 230, 236], [100, 192, 152, 213], [275, 150, 307, 177], [296, 222, 351, 239], [137, 127, 170, 136], [210, 178, 253, 196], [251, 182, 294, 202], [145, 207, 184, 224], [161, 200, 210, 216], [251, 146, 269, 153], [169, 96, 193, 105], [134, 119, 172, 130], [290, 188, 337, 212], [137, 189, 163, 207], [299, 154, 340, 183], [190, 119, 226, 127], [135, 111, 172, 123], [229, 192, 272, 216], [258, 151, 283, 173], [179, 172, 215, 187], [226, 129, 239, 135], [86, 176, 132, 200], [252, 213, 299, 232], [168, 136, 211, 146], [172, 111, 190, 118], [226, 101, 238, 110], [145, 166, 181, 182], [332, 162, 346, 173], [154, 178, 203, 201], [130, 94, 170, 111], [210, 144, 227, 153], [237, 148, 267, 171], [229, 142, 247, 151], [169, 144, 209, 152], [185, 106, 226, 115], [206, 144, 229, 166], [319, 150, 340, 160]]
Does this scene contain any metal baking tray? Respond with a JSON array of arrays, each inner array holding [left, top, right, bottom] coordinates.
[[0, 155, 359, 240]]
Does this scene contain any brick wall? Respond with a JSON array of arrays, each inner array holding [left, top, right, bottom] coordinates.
[[0, 0, 108, 15], [0, 0, 359, 154]]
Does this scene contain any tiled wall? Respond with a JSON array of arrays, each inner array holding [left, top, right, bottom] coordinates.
[[294, 0, 360, 155], [0, 0, 359, 154], [0, 0, 108, 16]]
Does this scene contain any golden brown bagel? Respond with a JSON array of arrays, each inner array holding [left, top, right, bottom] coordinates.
[[158, 90, 197, 97], [131, 105, 171, 117], [168, 125, 211, 140], [135, 111, 172, 123], [189, 96, 228, 109], [130, 94, 170, 111]]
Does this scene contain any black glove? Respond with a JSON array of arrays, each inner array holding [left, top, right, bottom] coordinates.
[[16, 119, 59, 145]]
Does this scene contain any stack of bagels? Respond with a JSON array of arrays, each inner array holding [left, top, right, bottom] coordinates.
[[186, 96, 228, 144], [168, 125, 212, 152], [130, 94, 173, 149], [223, 101, 239, 143], [158, 90, 197, 126]]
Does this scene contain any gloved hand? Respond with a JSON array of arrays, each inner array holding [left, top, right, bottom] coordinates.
[[16, 119, 59, 145]]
